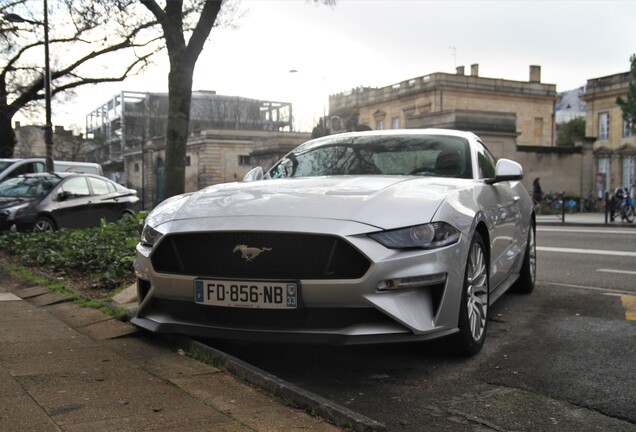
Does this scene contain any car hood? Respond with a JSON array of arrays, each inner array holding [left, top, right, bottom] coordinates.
[[0, 196, 35, 210], [150, 176, 471, 231]]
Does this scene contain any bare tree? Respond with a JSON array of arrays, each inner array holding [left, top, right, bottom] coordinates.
[[140, 0, 335, 199], [139, 0, 225, 199], [0, 0, 163, 158]]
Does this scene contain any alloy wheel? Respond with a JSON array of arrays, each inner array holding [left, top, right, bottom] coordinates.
[[466, 241, 488, 342]]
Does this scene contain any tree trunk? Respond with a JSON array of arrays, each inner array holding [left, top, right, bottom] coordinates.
[[0, 111, 17, 158], [163, 62, 194, 199]]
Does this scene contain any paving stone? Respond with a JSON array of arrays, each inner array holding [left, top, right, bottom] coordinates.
[[104, 335, 179, 361], [0, 292, 21, 301], [45, 302, 112, 328], [0, 301, 50, 322], [0, 366, 25, 397], [0, 335, 99, 359], [80, 317, 139, 340], [61, 404, 248, 432], [29, 291, 73, 307], [0, 317, 76, 344], [0, 393, 60, 432], [5, 346, 143, 389], [171, 374, 342, 432], [12, 286, 51, 299], [29, 376, 208, 427]]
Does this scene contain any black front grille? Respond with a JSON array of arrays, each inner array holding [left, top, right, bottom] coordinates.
[[150, 299, 393, 329], [151, 232, 370, 279]]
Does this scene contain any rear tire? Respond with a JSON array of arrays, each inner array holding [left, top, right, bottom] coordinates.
[[451, 232, 489, 356], [625, 205, 635, 223], [512, 223, 536, 294]]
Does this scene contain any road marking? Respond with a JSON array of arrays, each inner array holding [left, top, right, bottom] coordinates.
[[537, 246, 636, 257], [542, 281, 635, 296], [538, 227, 636, 235], [620, 296, 636, 321], [597, 268, 636, 276]]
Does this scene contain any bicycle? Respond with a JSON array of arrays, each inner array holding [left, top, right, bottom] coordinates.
[[614, 184, 635, 223]]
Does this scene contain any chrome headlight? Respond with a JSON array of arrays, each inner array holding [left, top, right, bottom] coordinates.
[[369, 222, 460, 249], [2, 202, 31, 221], [140, 224, 164, 247]]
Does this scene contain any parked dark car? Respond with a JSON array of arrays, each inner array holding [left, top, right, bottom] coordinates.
[[0, 172, 140, 232]]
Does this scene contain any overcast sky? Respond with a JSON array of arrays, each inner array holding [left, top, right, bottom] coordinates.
[[51, 0, 636, 133]]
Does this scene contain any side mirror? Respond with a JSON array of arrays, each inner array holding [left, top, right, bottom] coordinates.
[[57, 190, 71, 201], [243, 166, 264, 182], [486, 159, 524, 184]]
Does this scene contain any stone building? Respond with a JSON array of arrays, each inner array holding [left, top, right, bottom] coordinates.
[[124, 128, 309, 209], [581, 71, 636, 196], [13, 122, 86, 161], [327, 64, 600, 197], [329, 64, 557, 147], [86, 91, 294, 184]]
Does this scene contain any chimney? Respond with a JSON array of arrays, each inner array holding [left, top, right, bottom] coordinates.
[[530, 65, 541, 83], [471, 64, 479, 77], [456, 66, 465, 75]]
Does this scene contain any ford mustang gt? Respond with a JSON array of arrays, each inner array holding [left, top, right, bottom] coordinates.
[[133, 129, 536, 355]]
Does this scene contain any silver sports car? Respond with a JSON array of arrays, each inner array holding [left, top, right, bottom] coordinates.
[[133, 129, 535, 355]]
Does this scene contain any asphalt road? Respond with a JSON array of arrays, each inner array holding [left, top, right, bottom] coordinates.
[[206, 226, 636, 431]]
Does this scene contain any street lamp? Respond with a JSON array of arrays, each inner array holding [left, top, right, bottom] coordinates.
[[3, 0, 54, 172]]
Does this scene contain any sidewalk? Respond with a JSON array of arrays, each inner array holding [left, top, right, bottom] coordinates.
[[536, 211, 636, 227], [0, 267, 383, 432]]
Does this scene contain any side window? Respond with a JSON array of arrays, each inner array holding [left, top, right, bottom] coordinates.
[[10, 162, 45, 179], [13, 163, 34, 177], [59, 177, 90, 197], [475, 141, 496, 179], [88, 177, 113, 195]]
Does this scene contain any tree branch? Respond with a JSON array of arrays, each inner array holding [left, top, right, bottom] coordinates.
[[51, 51, 158, 94], [185, 0, 222, 63]]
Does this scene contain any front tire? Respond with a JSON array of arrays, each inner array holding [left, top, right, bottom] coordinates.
[[32, 217, 56, 233], [451, 232, 489, 356]]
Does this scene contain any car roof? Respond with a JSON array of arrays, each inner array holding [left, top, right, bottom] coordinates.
[[17, 172, 105, 181], [312, 128, 480, 141]]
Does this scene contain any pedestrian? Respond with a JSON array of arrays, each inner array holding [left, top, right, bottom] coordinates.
[[532, 177, 543, 207]]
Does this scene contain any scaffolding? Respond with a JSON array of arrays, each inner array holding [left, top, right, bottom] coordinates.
[[85, 91, 293, 163]]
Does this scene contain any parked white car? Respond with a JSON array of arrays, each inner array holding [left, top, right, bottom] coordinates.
[[0, 158, 103, 184]]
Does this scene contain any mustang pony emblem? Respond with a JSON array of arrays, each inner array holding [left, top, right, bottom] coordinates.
[[233, 244, 272, 262]]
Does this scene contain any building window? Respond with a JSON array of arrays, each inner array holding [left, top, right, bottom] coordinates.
[[624, 119, 634, 138], [376, 120, 384, 130], [239, 155, 250, 165], [534, 117, 543, 138], [185, 155, 191, 167], [623, 157, 635, 192], [134, 163, 139, 172], [597, 158, 610, 195], [599, 112, 609, 141], [391, 117, 400, 129]]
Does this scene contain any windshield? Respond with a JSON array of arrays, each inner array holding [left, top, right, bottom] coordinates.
[[0, 176, 61, 198], [268, 134, 472, 179]]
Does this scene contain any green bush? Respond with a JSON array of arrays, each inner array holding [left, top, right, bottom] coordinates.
[[0, 215, 144, 292]]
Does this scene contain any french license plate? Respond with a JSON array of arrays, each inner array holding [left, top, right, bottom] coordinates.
[[194, 279, 298, 309]]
